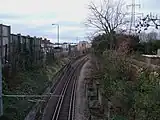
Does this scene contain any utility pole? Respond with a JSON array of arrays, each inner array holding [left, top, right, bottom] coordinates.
[[127, 0, 141, 34], [52, 24, 60, 47], [76, 37, 79, 44]]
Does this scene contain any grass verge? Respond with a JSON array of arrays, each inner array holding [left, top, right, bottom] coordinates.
[[3, 58, 67, 120]]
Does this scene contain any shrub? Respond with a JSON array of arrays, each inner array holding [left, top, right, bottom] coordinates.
[[133, 69, 160, 120], [100, 50, 160, 119]]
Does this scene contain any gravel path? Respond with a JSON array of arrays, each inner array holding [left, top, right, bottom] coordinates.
[[75, 60, 91, 120]]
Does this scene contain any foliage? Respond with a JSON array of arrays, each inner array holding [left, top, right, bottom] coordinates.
[[134, 13, 160, 54], [136, 14, 160, 33], [91, 30, 160, 56], [3, 58, 63, 120], [135, 40, 160, 54], [98, 50, 160, 120], [86, 0, 127, 49], [101, 51, 133, 117], [111, 115, 127, 120], [133, 69, 160, 120], [92, 33, 140, 56], [92, 34, 110, 54]]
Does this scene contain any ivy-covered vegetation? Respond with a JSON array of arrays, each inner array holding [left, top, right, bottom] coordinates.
[[2, 58, 68, 120], [91, 29, 160, 120], [87, 0, 160, 119], [136, 40, 160, 54], [99, 50, 160, 120]]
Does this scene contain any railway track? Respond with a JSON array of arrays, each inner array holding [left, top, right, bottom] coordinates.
[[41, 56, 88, 120]]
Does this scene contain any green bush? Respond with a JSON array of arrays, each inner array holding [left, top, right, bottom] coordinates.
[[101, 51, 133, 117], [133, 69, 160, 120], [3, 59, 62, 120], [99, 50, 160, 119]]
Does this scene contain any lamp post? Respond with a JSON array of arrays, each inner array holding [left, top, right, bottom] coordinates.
[[52, 24, 59, 47]]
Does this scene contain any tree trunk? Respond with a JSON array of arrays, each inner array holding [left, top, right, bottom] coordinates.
[[109, 34, 114, 50]]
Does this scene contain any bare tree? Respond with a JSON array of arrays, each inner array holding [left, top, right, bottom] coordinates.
[[136, 13, 160, 33], [139, 32, 148, 42], [86, 0, 127, 49], [147, 31, 158, 41], [139, 31, 158, 42]]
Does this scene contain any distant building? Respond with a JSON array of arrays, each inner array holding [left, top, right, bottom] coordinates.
[[41, 39, 54, 54], [77, 41, 91, 53], [61, 43, 69, 51]]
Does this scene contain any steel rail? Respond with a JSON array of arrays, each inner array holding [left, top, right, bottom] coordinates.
[[42, 55, 88, 120], [68, 75, 76, 120], [42, 63, 72, 120], [51, 67, 75, 120], [52, 57, 88, 120]]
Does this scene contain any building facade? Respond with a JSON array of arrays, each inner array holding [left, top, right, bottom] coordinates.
[[77, 41, 91, 54]]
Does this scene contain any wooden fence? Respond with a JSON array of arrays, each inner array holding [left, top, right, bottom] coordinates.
[[0, 24, 54, 77]]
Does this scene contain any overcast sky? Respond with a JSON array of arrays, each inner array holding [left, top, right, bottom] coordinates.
[[0, 0, 159, 43]]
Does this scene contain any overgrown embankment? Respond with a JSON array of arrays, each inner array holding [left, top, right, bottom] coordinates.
[[94, 50, 160, 120], [3, 58, 69, 120]]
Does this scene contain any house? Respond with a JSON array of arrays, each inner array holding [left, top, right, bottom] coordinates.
[[41, 39, 54, 54], [61, 42, 69, 51], [53, 43, 63, 52], [77, 41, 91, 54]]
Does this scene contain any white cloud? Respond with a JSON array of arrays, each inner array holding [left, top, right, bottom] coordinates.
[[0, 0, 91, 42], [0, 0, 53, 15], [0, 0, 159, 42], [0, 0, 89, 21]]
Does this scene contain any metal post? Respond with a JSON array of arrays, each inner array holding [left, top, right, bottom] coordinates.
[[0, 25, 3, 116], [57, 25, 59, 48], [0, 57, 3, 116], [127, 0, 141, 34], [52, 24, 60, 47]]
